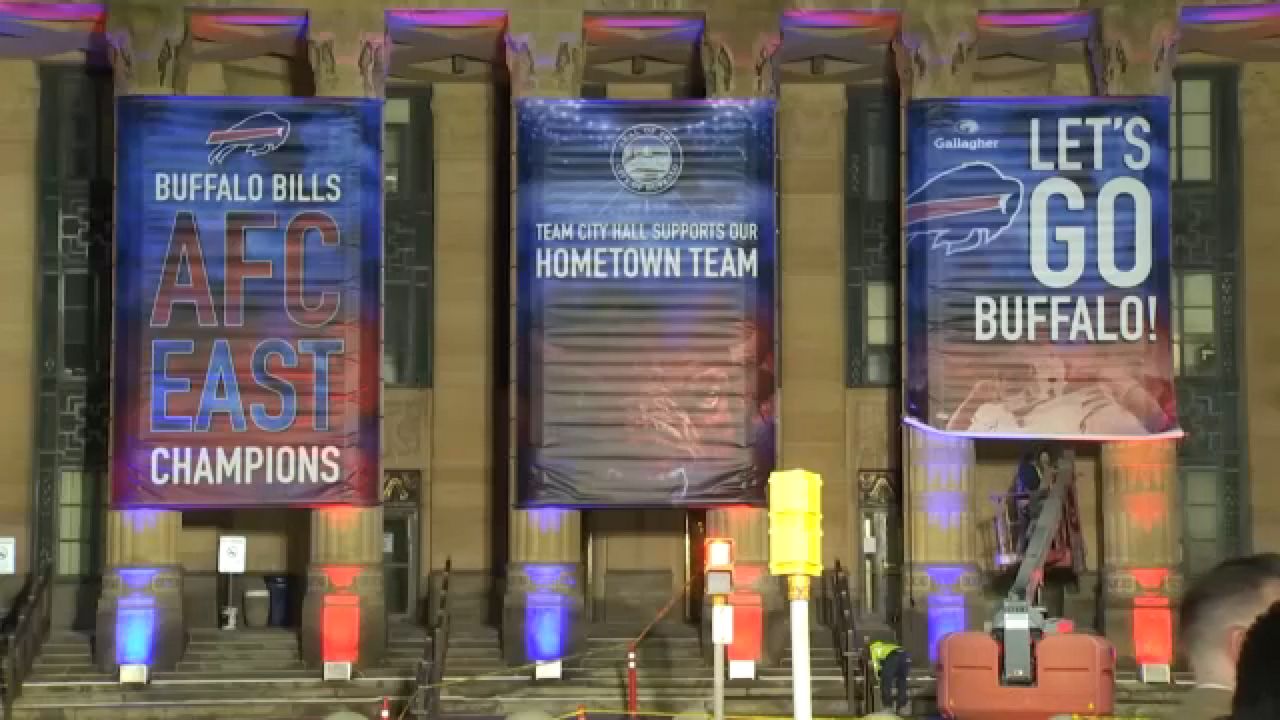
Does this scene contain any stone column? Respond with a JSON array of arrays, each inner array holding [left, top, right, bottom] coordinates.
[[501, 10, 587, 665], [893, 0, 984, 663], [298, 6, 388, 670], [1087, 1, 1183, 669], [431, 80, 497, 614], [97, 0, 189, 672], [0, 59, 37, 606]]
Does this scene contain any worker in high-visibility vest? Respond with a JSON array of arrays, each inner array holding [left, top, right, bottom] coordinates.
[[869, 640, 911, 714]]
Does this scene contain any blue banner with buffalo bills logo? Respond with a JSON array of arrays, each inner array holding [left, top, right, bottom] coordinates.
[[112, 97, 381, 508], [905, 98, 1180, 440], [517, 99, 777, 507]]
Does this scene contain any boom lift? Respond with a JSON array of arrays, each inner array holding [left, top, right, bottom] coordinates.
[[936, 449, 1116, 720]]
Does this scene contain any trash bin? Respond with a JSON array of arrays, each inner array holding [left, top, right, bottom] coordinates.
[[244, 589, 270, 628], [264, 575, 291, 627]]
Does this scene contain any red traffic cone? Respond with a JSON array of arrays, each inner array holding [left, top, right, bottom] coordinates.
[[380, 697, 391, 719]]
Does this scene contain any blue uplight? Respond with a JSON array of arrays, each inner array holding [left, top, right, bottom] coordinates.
[[525, 593, 566, 662], [926, 593, 966, 664], [116, 598, 156, 665]]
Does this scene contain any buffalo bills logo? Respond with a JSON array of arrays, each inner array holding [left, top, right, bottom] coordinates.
[[906, 162, 1023, 256], [206, 112, 291, 165]]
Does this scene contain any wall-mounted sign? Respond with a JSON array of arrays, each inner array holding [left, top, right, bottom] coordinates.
[[218, 535, 247, 575], [0, 537, 15, 576], [905, 97, 1180, 441], [111, 97, 382, 508], [516, 99, 778, 507]]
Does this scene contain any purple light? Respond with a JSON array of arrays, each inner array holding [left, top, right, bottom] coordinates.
[[529, 508, 569, 533], [922, 491, 967, 529], [902, 416, 1185, 443], [926, 593, 966, 663], [118, 567, 159, 591], [388, 9, 506, 28], [924, 565, 968, 588], [211, 14, 305, 27], [1182, 4, 1280, 24], [979, 11, 1089, 28], [0, 2, 102, 22], [782, 9, 896, 29], [585, 15, 700, 30]]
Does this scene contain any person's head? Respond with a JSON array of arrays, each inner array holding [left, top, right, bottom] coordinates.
[[1231, 602, 1280, 720], [1178, 553, 1280, 687], [1036, 446, 1053, 469]]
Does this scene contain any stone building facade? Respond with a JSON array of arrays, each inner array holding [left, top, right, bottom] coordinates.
[[0, 0, 1274, 671]]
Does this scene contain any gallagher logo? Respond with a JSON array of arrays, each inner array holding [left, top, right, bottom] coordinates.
[[206, 111, 291, 165]]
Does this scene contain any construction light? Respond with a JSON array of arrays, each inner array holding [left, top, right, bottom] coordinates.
[[705, 538, 734, 596]]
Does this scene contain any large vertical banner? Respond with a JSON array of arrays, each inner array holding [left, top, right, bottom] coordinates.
[[517, 100, 776, 507], [905, 98, 1180, 439], [112, 97, 382, 508]]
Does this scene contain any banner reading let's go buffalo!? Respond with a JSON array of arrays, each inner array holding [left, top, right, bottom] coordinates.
[[905, 97, 1181, 440], [111, 97, 381, 508]]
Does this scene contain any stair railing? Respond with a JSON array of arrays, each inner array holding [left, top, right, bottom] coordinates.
[[411, 557, 452, 719], [0, 569, 54, 718], [823, 561, 863, 716]]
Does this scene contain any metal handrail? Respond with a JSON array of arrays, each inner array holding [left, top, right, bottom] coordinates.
[[0, 570, 54, 717], [824, 562, 863, 716], [411, 558, 451, 719]]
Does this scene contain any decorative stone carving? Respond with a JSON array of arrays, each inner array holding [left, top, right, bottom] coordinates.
[[382, 469, 421, 504], [505, 30, 583, 98], [700, 28, 781, 98], [307, 8, 388, 98], [893, 0, 979, 99], [1086, 0, 1180, 97], [700, 32, 733, 98], [859, 470, 898, 509], [105, 0, 189, 95]]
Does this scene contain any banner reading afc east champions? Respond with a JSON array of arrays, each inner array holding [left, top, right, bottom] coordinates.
[[906, 98, 1180, 440], [112, 97, 381, 508], [517, 100, 777, 507]]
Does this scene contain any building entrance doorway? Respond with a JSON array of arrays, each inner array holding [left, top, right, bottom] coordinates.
[[859, 471, 902, 626], [383, 507, 418, 620], [587, 510, 690, 623]]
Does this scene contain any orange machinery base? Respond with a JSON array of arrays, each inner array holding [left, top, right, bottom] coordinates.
[[937, 632, 1116, 720]]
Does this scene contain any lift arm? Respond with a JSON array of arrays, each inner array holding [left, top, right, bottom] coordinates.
[[994, 448, 1076, 685]]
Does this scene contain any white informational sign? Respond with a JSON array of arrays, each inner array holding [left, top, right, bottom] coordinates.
[[0, 537, 15, 575], [728, 659, 756, 680], [383, 532, 394, 554], [712, 604, 735, 645], [217, 535, 247, 575], [534, 660, 563, 680], [863, 536, 878, 554]]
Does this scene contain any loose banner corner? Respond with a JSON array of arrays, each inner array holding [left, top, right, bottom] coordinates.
[[112, 96, 382, 508], [905, 97, 1180, 440], [517, 99, 777, 508]]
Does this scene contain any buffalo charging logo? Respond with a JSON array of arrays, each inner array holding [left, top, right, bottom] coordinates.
[[207, 111, 291, 165], [906, 162, 1024, 256], [611, 124, 683, 195]]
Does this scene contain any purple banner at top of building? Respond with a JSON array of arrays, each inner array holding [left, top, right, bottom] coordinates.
[[905, 97, 1182, 441], [112, 97, 382, 508]]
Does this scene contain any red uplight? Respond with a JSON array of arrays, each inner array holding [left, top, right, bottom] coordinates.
[[322, 595, 360, 663]]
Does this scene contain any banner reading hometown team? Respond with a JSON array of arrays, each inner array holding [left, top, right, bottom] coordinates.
[[112, 97, 382, 508], [516, 100, 777, 508], [905, 97, 1181, 440]]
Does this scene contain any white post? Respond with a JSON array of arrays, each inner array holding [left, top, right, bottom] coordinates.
[[711, 597, 733, 720], [713, 640, 726, 720], [789, 576, 812, 720]]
